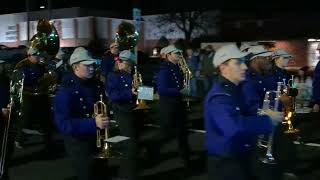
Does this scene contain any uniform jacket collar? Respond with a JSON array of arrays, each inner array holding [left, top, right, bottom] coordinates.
[[217, 76, 239, 96]]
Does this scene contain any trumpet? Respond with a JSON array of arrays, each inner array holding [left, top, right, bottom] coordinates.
[[132, 66, 151, 111], [94, 94, 120, 159], [258, 82, 282, 164], [258, 79, 299, 164]]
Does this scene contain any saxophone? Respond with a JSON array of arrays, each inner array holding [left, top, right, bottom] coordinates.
[[178, 56, 193, 110]]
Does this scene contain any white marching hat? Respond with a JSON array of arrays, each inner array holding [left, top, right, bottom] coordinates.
[[213, 44, 249, 67], [119, 50, 136, 64], [247, 45, 273, 60], [272, 49, 293, 59], [160, 45, 182, 55], [69, 47, 96, 65]]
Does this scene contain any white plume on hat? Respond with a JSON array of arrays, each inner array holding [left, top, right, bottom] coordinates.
[[213, 44, 249, 67], [69, 47, 96, 65]]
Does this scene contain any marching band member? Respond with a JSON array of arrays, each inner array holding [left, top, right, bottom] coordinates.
[[106, 50, 139, 180], [313, 48, 320, 112], [101, 42, 120, 83], [241, 45, 274, 114], [269, 49, 293, 90], [242, 45, 293, 179], [14, 47, 54, 152], [205, 44, 282, 180], [152, 45, 191, 168], [53, 47, 109, 180], [269, 49, 298, 179]]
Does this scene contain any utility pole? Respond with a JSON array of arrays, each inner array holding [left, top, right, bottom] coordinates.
[[25, 0, 30, 41], [48, 0, 52, 20], [132, 0, 141, 64]]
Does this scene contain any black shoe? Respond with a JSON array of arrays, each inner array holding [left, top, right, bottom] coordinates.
[[182, 158, 192, 168]]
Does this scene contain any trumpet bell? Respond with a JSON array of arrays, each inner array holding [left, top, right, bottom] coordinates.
[[284, 125, 299, 134], [284, 129, 299, 134], [282, 111, 299, 134], [95, 143, 122, 159], [133, 100, 151, 111]]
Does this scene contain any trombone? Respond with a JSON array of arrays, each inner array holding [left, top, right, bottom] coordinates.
[[0, 72, 24, 178], [94, 94, 121, 159], [0, 98, 14, 179]]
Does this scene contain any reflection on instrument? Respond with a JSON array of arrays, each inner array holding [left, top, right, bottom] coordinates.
[[115, 21, 139, 50], [30, 19, 60, 59], [281, 76, 299, 134], [94, 95, 121, 159], [14, 58, 58, 96], [133, 66, 151, 111], [33, 19, 60, 94], [0, 71, 24, 178], [258, 78, 300, 164], [10, 70, 25, 106]]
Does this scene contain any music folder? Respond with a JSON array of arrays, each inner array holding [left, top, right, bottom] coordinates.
[[137, 86, 154, 100]]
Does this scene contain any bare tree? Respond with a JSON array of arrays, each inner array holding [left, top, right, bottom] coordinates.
[[154, 11, 219, 41]]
